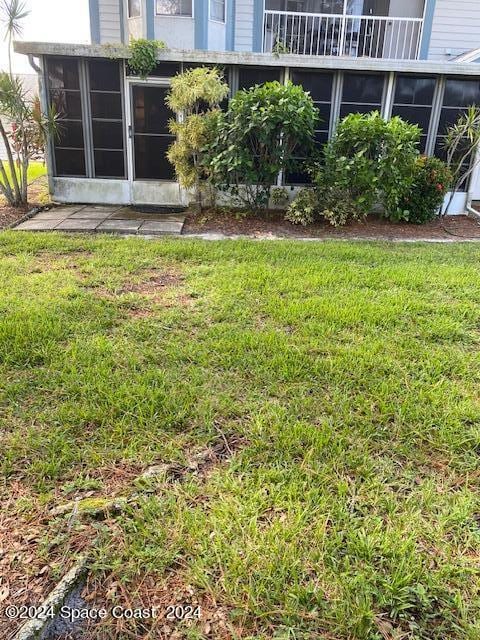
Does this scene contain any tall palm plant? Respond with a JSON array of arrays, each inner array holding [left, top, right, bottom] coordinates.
[[443, 106, 480, 215], [0, 0, 58, 207], [1, 0, 28, 77]]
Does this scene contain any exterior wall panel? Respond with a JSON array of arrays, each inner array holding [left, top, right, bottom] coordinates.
[[209, 20, 227, 51], [155, 16, 195, 49], [429, 0, 480, 60], [99, 0, 122, 42], [234, 0, 254, 51]]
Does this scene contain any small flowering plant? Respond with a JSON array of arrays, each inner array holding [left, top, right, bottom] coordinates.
[[397, 156, 452, 224]]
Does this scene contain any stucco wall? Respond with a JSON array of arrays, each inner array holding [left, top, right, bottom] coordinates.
[[429, 0, 480, 60], [154, 16, 195, 49], [208, 19, 226, 51]]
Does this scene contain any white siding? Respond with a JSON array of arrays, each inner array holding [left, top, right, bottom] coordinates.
[[234, 0, 253, 51], [429, 0, 480, 60], [99, 0, 122, 43]]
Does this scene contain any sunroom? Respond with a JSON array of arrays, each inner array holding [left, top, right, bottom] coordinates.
[[15, 41, 480, 213]]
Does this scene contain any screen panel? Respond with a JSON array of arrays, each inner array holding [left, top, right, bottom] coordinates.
[[88, 60, 125, 179], [340, 73, 384, 119], [132, 85, 175, 181], [435, 78, 480, 184], [391, 75, 436, 153], [47, 57, 86, 177], [288, 70, 334, 184], [238, 67, 282, 91]]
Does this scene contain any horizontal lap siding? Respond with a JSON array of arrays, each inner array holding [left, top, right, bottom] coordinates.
[[429, 0, 480, 60], [235, 0, 254, 51], [99, 0, 122, 43]]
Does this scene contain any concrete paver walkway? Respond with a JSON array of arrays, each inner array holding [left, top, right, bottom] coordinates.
[[13, 205, 186, 236]]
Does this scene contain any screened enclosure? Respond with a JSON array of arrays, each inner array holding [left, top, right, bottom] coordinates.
[[44, 54, 480, 198]]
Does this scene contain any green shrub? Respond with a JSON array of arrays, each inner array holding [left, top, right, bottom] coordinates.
[[128, 39, 166, 78], [166, 67, 229, 209], [315, 112, 421, 225], [394, 156, 452, 224], [270, 187, 289, 208], [285, 189, 318, 225], [318, 184, 364, 228], [204, 81, 318, 212]]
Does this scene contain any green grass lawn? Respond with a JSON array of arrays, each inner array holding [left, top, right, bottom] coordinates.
[[1, 232, 480, 639], [1, 160, 46, 184]]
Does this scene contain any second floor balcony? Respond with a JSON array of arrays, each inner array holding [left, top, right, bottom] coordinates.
[[263, 0, 426, 60]]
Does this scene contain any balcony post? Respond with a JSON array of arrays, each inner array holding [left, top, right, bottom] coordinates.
[[337, 0, 349, 55]]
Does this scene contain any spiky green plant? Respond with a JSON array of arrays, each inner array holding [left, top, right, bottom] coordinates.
[[0, 1, 58, 207], [443, 105, 480, 215], [0, 0, 28, 76]]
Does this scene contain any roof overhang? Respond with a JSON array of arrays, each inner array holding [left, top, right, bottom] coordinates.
[[14, 41, 480, 77]]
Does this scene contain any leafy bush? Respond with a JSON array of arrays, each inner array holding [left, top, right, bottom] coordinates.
[[166, 67, 229, 209], [270, 187, 289, 208], [395, 156, 452, 224], [128, 39, 166, 78], [204, 81, 318, 212], [315, 112, 421, 225], [318, 184, 364, 228], [285, 189, 318, 225]]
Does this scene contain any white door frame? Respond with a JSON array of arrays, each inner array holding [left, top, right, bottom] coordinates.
[[125, 76, 185, 206]]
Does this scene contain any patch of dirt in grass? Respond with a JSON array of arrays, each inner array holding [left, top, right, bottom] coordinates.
[[0, 176, 50, 230], [0, 481, 59, 638], [0, 202, 30, 229], [30, 250, 95, 274], [89, 269, 196, 318], [121, 271, 195, 309], [80, 572, 235, 639], [0, 435, 246, 639], [120, 271, 184, 296], [185, 209, 480, 240]]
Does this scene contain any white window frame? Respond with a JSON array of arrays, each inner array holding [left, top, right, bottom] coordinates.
[[128, 0, 142, 18], [155, 0, 194, 18], [209, 0, 226, 23]]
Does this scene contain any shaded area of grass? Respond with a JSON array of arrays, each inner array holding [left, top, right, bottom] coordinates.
[[1, 232, 480, 639]]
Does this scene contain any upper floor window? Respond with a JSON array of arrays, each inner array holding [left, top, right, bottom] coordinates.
[[156, 0, 193, 16], [128, 0, 141, 17], [210, 0, 225, 21]]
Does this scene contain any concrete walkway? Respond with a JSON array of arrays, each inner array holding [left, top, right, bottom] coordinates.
[[13, 205, 186, 235]]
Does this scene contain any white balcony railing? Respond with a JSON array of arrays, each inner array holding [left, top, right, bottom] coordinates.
[[263, 11, 424, 60]]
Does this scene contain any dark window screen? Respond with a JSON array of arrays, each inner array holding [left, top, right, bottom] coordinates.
[[340, 73, 384, 119], [392, 76, 436, 153], [435, 78, 480, 186], [47, 57, 86, 177], [128, 61, 181, 78], [238, 67, 282, 90], [132, 85, 175, 180], [88, 60, 125, 178], [288, 70, 334, 184]]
